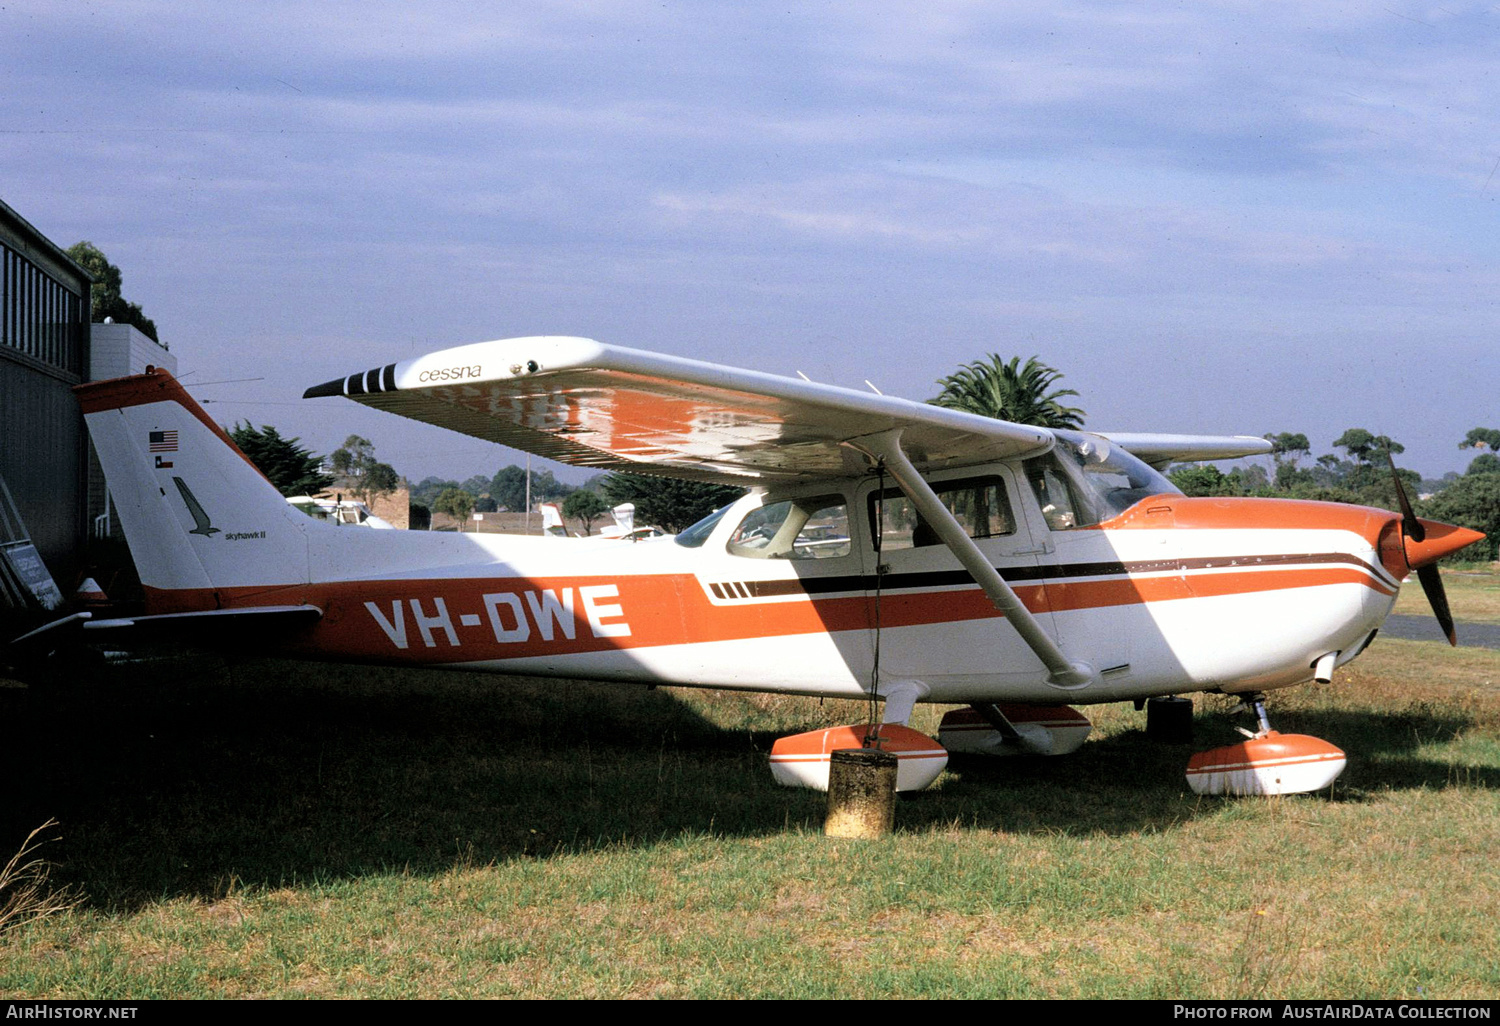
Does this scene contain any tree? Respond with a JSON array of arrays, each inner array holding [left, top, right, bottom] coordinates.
[[1458, 429, 1500, 478], [1168, 464, 1241, 497], [1264, 432, 1311, 462], [330, 435, 373, 479], [1420, 475, 1500, 563], [490, 465, 529, 512], [562, 489, 610, 535], [1227, 463, 1271, 494], [64, 241, 160, 343], [530, 470, 572, 502], [409, 477, 460, 509], [1264, 431, 1312, 490], [930, 355, 1085, 428], [489, 464, 574, 512], [354, 461, 400, 506], [601, 473, 746, 533], [1322, 429, 1414, 507], [1468, 453, 1500, 477], [1332, 428, 1404, 465], [330, 435, 399, 505], [1460, 427, 1500, 451], [433, 487, 476, 530], [228, 423, 334, 497]]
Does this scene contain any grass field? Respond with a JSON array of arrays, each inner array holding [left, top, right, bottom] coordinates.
[[1, 627, 1498, 999], [1394, 570, 1500, 624]]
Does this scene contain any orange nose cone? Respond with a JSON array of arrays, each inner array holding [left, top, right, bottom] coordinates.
[[1405, 518, 1486, 570]]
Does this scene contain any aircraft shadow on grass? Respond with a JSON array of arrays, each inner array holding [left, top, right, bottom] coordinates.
[[1, 656, 1494, 911]]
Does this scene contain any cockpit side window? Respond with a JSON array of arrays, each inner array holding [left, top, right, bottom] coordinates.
[[1024, 453, 1092, 530], [726, 495, 850, 559], [867, 476, 1015, 551]]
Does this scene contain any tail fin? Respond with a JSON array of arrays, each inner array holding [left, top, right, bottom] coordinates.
[[539, 502, 567, 537], [75, 369, 312, 611]]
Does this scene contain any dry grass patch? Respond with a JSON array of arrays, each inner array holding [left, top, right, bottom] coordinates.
[[0, 821, 77, 937]]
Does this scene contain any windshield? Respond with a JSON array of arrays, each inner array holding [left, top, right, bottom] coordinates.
[[674, 504, 733, 548], [1025, 431, 1178, 529]]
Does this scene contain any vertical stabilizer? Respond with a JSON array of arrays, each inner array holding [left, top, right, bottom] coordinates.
[[539, 502, 567, 537], [75, 370, 312, 611]]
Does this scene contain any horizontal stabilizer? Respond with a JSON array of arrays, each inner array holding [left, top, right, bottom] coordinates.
[[8, 611, 93, 652], [82, 604, 323, 643]]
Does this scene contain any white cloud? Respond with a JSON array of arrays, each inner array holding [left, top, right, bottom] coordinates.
[[4, 1, 1498, 479]]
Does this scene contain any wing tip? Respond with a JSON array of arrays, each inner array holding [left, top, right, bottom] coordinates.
[[303, 378, 344, 399], [304, 363, 400, 400]]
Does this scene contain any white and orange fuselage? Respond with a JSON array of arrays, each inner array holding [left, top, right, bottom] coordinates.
[[74, 367, 1459, 713]]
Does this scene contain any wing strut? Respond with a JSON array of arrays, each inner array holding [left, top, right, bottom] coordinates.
[[844, 430, 1096, 690]]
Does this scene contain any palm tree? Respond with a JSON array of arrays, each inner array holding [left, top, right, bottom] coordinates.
[[930, 354, 1086, 428]]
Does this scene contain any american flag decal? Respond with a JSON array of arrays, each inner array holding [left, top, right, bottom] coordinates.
[[149, 430, 179, 453]]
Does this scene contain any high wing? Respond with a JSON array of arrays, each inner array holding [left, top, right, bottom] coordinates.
[[304, 337, 1272, 481], [304, 336, 1056, 483], [1092, 432, 1274, 470]]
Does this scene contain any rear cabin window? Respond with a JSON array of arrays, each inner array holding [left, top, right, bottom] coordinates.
[[726, 496, 850, 559], [867, 477, 1015, 551], [674, 504, 732, 548]]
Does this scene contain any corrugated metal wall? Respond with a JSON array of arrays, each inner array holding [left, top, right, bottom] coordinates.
[[0, 359, 87, 577], [0, 200, 91, 589]]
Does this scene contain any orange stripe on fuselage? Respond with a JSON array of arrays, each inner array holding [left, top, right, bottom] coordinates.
[[145, 574, 870, 662], [141, 557, 1394, 665], [1043, 565, 1394, 612]]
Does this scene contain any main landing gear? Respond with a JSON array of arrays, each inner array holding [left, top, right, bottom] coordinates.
[[769, 722, 950, 792], [767, 703, 1094, 792], [1185, 693, 1346, 796], [767, 694, 1348, 797]]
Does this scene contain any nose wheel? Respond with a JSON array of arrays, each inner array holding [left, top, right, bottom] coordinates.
[[1185, 693, 1346, 796]]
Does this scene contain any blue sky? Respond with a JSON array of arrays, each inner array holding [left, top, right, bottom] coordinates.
[[6, 2, 1497, 484]]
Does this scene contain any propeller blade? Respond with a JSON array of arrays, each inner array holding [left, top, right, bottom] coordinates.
[[1386, 453, 1424, 542], [1388, 453, 1478, 646], [1417, 564, 1457, 646]]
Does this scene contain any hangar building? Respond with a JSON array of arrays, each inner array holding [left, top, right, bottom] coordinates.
[[0, 199, 175, 613], [0, 198, 93, 594]]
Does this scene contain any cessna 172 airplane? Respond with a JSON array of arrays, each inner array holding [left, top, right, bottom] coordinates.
[[37, 336, 1483, 796]]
